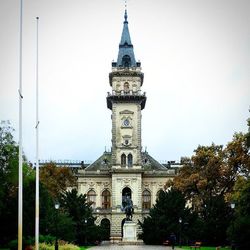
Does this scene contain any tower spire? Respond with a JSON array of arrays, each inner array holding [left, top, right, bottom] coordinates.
[[114, 7, 138, 68]]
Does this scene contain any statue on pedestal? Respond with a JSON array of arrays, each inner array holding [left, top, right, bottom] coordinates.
[[122, 193, 134, 221]]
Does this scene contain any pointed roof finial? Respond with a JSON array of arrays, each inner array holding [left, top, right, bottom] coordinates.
[[124, 9, 128, 22], [124, 0, 128, 22]]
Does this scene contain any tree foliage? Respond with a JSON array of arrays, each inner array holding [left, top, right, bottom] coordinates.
[[0, 122, 77, 247], [201, 195, 231, 245], [226, 178, 250, 250], [246, 117, 250, 147], [0, 122, 34, 246], [60, 189, 102, 244], [164, 130, 250, 246], [140, 188, 198, 245], [40, 163, 77, 198], [168, 133, 250, 213]]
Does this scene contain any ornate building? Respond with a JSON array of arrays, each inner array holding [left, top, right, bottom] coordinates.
[[76, 10, 177, 240]]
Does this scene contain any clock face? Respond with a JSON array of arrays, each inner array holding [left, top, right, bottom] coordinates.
[[123, 119, 130, 127]]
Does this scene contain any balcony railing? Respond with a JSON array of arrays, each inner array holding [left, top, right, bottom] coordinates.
[[107, 90, 146, 97], [111, 65, 142, 71]]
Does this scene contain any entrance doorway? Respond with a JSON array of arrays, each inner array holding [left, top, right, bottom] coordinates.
[[100, 218, 110, 240]]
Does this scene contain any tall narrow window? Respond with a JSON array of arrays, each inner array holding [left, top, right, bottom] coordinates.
[[102, 190, 111, 209], [87, 190, 96, 208], [124, 82, 129, 93], [121, 153, 126, 167], [142, 190, 151, 209], [128, 153, 133, 167]]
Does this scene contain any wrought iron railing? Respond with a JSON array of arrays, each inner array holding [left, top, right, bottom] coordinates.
[[107, 90, 146, 96]]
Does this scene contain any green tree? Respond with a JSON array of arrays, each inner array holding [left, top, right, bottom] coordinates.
[[0, 122, 75, 247], [228, 179, 250, 250], [0, 122, 34, 246], [23, 179, 76, 243], [140, 188, 197, 245], [60, 189, 101, 244], [201, 195, 231, 245]]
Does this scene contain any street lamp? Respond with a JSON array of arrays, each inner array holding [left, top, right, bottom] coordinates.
[[184, 222, 189, 246], [230, 202, 235, 209], [230, 202, 236, 250], [84, 218, 88, 245], [54, 202, 60, 250], [179, 217, 182, 248]]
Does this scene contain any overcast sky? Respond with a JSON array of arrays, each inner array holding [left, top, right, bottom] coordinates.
[[0, 0, 249, 164]]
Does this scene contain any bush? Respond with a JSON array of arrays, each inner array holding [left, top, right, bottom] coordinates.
[[7, 235, 56, 250], [39, 242, 80, 250], [8, 239, 18, 250], [39, 235, 56, 244], [39, 243, 53, 250]]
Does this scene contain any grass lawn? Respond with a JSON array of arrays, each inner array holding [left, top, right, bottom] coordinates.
[[180, 246, 230, 250]]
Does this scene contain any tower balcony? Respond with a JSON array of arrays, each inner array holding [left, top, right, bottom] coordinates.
[[111, 65, 142, 72], [107, 90, 146, 110], [108, 90, 146, 96]]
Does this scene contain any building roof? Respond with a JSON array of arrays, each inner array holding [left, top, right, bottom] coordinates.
[[83, 151, 173, 173], [141, 152, 167, 170], [116, 10, 137, 68], [84, 151, 111, 171]]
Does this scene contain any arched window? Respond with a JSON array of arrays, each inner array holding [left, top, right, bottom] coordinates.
[[142, 190, 151, 209], [122, 55, 131, 67], [87, 189, 96, 208], [128, 153, 133, 167], [122, 187, 132, 199], [102, 190, 111, 209], [121, 153, 126, 167], [122, 187, 132, 209]]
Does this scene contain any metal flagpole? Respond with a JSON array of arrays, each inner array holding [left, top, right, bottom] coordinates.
[[35, 16, 40, 250], [18, 0, 23, 249]]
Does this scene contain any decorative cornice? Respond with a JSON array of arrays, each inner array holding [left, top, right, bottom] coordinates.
[[107, 95, 146, 110], [109, 71, 144, 86], [110, 168, 144, 174]]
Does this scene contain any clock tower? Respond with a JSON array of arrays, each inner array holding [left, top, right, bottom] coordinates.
[[107, 10, 146, 169], [77, 8, 177, 241], [107, 9, 147, 237]]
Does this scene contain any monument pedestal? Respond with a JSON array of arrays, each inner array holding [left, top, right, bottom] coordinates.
[[123, 221, 137, 242]]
